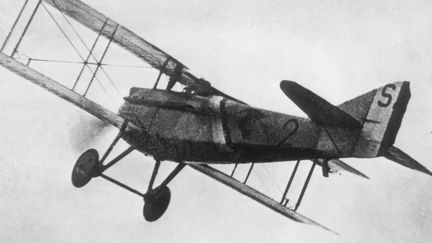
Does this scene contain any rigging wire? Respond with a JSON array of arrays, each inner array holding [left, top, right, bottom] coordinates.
[[83, 24, 119, 97], [40, 2, 113, 101], [251, 167, 273, 196], [48, 0, 122, 97], [8, 55, 152, 68], [260, 163, 284, 194], [72, 18, 109, 91], [101, 63, 153, 68]]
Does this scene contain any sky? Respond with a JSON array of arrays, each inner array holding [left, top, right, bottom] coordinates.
[[0, 0, 432, 242]]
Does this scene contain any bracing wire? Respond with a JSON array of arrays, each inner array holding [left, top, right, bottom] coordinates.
[[48, 0, 122, 97], [40, 2, 114, 101], [7, 0, 157, 106], [251, 166, 274, 196], [260, 164, 284, 194], [11, 55, 152, 68]]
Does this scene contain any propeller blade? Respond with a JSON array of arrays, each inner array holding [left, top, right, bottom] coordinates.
[[69, 115, 110, 152]]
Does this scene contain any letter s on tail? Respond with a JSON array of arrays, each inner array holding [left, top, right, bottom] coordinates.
[[338, 81, 411, 157]]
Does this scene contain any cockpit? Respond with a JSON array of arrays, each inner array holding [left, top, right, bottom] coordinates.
[[123, 87, 214, 115]]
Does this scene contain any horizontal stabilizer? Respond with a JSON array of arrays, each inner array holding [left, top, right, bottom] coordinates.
[[315, 159, 369, 179], [280, 81, 362, 130], [328, 159, 369, 179], [383, 146, 432, 176]]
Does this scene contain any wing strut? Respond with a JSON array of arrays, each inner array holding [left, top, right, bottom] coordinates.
[[280, 160, 300, 206], [189, 164, 337, 234], [279, 160, 317, 211], [243, 163, 255, 184], [295, 161, 316, 211], [153, 57, 170, 90], [83, 23, 119, 96], [11, 0, 42, 58], [73, 18, 109, 90], [42, 0, 245, 103], [230, 163, 239, 177], [1, 0, 30, 52]]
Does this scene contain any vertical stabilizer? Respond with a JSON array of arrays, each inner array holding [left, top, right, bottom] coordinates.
[[338, 82, 410, 157]]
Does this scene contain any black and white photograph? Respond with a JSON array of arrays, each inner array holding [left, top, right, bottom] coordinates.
[[0, 0, 431, 242]]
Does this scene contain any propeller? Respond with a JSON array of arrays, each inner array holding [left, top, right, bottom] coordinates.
[[69, 115, 111, 152]]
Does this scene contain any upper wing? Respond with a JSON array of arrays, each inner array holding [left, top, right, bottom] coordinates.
[[42, 0, 243, 103], [0, 52, 139, 133]]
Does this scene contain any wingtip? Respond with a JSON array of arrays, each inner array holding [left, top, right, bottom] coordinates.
[[306, 220, 340, 236]]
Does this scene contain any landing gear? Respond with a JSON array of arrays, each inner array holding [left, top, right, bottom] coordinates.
[[71, 122, 186, 222], [143, 186, 171, 221], [71, 149, 99, 187], [143, 161, 186, 221]]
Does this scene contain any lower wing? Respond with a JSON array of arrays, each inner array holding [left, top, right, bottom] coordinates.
[[189, 163, 337, 234]]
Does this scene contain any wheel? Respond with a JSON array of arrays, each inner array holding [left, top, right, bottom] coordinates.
[[143, 186, 171, 222], [71, 149, 99, 188]]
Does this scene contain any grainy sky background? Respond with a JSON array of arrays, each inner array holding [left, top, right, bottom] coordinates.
[[0, 0, 432, 242]]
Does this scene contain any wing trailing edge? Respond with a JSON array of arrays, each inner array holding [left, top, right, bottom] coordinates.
[[280, 80, 362, 130], [188, 163, 338, 234]]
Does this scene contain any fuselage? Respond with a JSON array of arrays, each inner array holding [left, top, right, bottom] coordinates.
[[118, 88, 357, 163]]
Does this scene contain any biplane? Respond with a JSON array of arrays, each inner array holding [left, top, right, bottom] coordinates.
[[1, 0, 431, 233]]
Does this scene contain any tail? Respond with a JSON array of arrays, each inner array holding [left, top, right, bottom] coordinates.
[[339, 81, 432, 176], [338, 81, 410, 157], [280, 80, 431, 176]]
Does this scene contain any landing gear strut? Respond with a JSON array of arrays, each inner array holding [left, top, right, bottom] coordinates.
[[143, 160, 186, 221], [71, 122, 186, 222]]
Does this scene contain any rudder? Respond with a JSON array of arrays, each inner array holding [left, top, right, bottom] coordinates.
[[338, 82, 411, 157]]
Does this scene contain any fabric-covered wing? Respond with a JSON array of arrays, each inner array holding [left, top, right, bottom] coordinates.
[[42, 0, 242, 102], [189, 164, 337, 234]]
